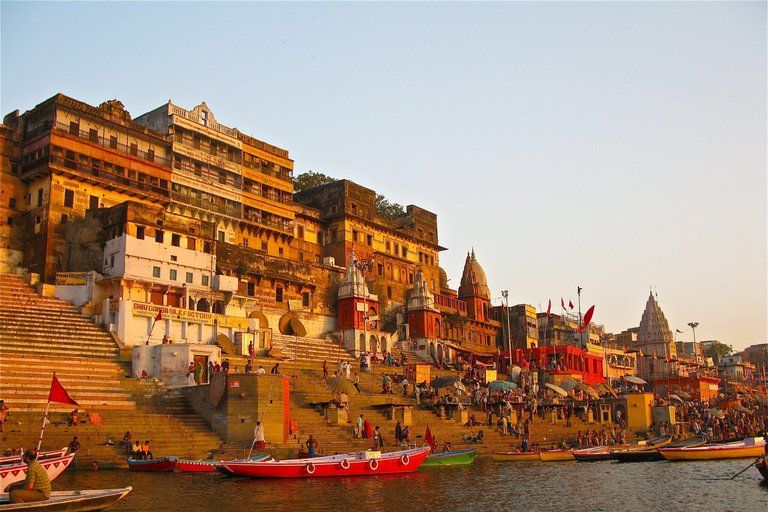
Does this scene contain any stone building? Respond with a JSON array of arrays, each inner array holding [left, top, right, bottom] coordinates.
[[636, 292, 678, 380]]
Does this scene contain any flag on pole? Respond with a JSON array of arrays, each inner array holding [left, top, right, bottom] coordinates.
[[155, 311, 162, 322], [676, 329, 683, 333], [623, 346, 627, 354], [666, 355, 672, 363], [49, 374, 78, 405], [561, 298, 566, 310], [653, 351, 658, 360], [577, 305, 595, 333], [639, 349, 645, 358], [546, 300, 551, 317], [568, 300, 574, 310], [424, 425, 436, 452]]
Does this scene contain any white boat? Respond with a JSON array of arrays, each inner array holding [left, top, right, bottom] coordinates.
[[0, 487, 131, 511], [0, 449, 67, 467], [0, 454, 75, 493]]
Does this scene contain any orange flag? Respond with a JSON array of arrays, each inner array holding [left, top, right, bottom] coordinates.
[[49, 374, 78, 405], [424, 425, 436, 452]]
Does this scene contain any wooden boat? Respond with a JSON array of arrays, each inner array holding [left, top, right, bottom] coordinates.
[[539, 449, 575, 462], [572, 446, 611, 462], [610, 448, 662, 463], [219, 447, 429, 478], [0, 454, 76, 492], [658, 437, 766, 461], [421, 448, 478, 467], [0, 448, 67, 466], [0, 487, 131, 511], [756, 455, 768, 480], [127, 456, 177, 471], [177, 455, 270, 473], [491, 451, 541, 462]]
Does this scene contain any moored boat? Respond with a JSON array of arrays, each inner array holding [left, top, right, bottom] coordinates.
[[421, 448, 478, 467], [491, 451, 541, 462], [756, 455, 768, 480], [0, 453, 76, 492], [0, 448, 68, 466], [0, 487, 131, 511], [127, 456, 177, 472], [572, 446, 611, 462], [219, 447, 429, 478], [610, 448, 662, 463], [539, 449, 575, 462], [658, 437, 766, 461], [178, 455, 270, 473]]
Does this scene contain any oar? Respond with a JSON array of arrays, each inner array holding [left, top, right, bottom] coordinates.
[[730, 458, 758, 480]]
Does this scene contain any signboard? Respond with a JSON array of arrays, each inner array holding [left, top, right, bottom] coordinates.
[[229, 380, 240, 389], [131, 302, 247, 329], [55, 272, 87, 286]]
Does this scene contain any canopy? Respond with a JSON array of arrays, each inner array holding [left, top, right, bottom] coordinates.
[[560, 379, 580, 392], [624, 375, 647, 385], [545, 383, 568, 397], [489, 380, 518, 391], [592, 382, 617, 398], [431, 375, 460, 389], [326, 377, 357, 395], [583, 387, 600, 400]]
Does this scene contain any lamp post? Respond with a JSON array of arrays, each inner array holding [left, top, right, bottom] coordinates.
[[354, 254, 375, 395], [501, 290, 512, 370], [687, 322, 699, 344]]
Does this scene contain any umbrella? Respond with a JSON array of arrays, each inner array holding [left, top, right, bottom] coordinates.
[[508, 365, 522, 383], [545, 383, 568, 398], [624, 375, 647, 385], [708, 408, 725, 419], [583, 387, 600, 400], [574, 382, 591, 392], [677, 390, 692, 400], [452, 380, 467, 393], [732, 404, 751, 413], [326, 377, 357, 395], [592, 383, 618, 398], [667, 394, 683, 404], [431, 375, 460, 389], [489, 380, 518, 391], [560, 379, 580, 391]]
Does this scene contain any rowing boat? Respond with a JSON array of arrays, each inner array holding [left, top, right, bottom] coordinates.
[[491, 451, 540, 462], [219, 447, 429, 478], [0, 487, 131, 511], [0, 454, 76, 492], [0, 449, 67, 466], [176, 455, 270, 473], [756, 455, 768, 480], [420, 448, 478, 467], [658, 437, 766, 461], [539, 449, 575, 462], [127, 457, 177, 471], [572, 446, 611, 462]]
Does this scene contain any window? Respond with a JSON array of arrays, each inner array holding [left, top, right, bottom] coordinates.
[[155, 229, 164, 243], [136, 226, 145, 239], [261, 240, 268, 251], [37, 188, 44, 207], [302, 292, 310, 308], [387, 286, 392, 299], [171, 234, 181, 247], [169, 269, 177, 281], [330, 228, 337, 242], [7, 216, 13, 226], [201, 275, 209, 286], [275, 286, 283, 303], [170, 255, 177, 262], [296, 226, 304, 239], [278, 247, 284, 257], [186, 272, 193, 284], [378, 264, 383, 276], [9, 198, 16, 209], [110, 255, 115, 267], [69, 121, 79, 135], [129, 143, 138, 156], [247, 282, 255, 296], [89, 195, 99, 210], [152, 266, 161, 278], [89, 129, 98, 142], [187, 237, 196, 250], [218, 231, 225, 243], [63, 189, 74, 208], [61, 214, 67, 224], [109, 136, 117, 149]]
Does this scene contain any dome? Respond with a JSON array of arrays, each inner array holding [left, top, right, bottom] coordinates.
[[458, 250, 491, 300]]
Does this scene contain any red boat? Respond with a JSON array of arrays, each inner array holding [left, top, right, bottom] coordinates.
[[127, 456, 178, 471], [219, 447, 430, 479], [176, 455, 270, 473]]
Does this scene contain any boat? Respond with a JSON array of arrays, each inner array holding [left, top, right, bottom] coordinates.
[[572, 446, 612, 462], [658, 437, 766, 461], [177, 455, 270, 473], [0, 454, 76, 492], [610, 436, 706, 463], [756, 455, 768, 480], [539, 449, 575, 462], [420, 448, 478, 467], [127, 456, 177, 471], [218, 447, 429, 478], [0, 487, 131, 511], [0, 448, 68, 466], [490, 451, 541, 462]]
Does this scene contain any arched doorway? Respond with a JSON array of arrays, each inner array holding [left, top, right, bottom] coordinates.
[[380, 336, 388, 353], [370, 334, 378, 354], [197, 298, 210, 312], [359, 333, 366, 352]]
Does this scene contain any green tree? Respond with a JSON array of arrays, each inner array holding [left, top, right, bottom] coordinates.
[[293, 171, 336, 193], [704, 342, 733, 362], [375, 194, 405, 221]]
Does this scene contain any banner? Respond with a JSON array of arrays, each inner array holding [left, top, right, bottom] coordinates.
[[55, 272, 87, 286]]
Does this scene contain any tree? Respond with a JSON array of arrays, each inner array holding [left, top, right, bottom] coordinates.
[[375, 194, 405, 221], [293, 171, 336, 193], [704, 342, 733, 362]]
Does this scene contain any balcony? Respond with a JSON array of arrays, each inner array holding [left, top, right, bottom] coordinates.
[[48, 155, 169, 197], [435, 294, 468, 314]]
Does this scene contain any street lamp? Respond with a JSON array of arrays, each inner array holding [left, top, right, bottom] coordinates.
[[501, 290, 512, 369], [687, 322, 699, 343]]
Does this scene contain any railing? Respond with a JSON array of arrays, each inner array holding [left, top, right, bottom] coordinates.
[[435, 294, 468, 314], [52, 121, 171, 166], [173, 137, 242, 166], [50, 155, 168, 196]]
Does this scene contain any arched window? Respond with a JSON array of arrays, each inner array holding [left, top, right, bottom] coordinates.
[[359, 333, 366, 352], [197, 298, 210, 312], [381, 336, 388, 353]]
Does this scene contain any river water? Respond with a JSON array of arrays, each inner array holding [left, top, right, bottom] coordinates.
[[54, 457, 766, 512]]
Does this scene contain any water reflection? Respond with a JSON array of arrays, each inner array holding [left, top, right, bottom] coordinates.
[[52, 458, 767, 512]]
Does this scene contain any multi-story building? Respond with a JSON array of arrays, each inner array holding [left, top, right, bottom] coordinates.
[[496, 303, 539, 350], [0, 114, 25, 271]]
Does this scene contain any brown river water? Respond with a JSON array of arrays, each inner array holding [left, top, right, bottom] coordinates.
[[53, 457, 767, 512]]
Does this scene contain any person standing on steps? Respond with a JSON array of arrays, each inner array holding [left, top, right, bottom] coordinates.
[[252, 422, 266, 449], [356, 414, 364, 439], [68, 436, 81, 467], [306, 435, 318, 458], [322, 360, 328, 380]]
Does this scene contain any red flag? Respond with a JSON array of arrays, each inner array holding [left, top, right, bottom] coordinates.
[[424, 425, 436, 452], [577, 305, 595, 333], [653, 351, 658, 360], [666, 355, 671, 363], [675, 329, 683, 333], [49, 375, 78, 405], [623, 346, 627, 354], [154, 311, 162, 322], [568, 300, 574, 310], [561, 298, 566, 310], [639, 349, 645, 358], [546, 300, 551, 317]]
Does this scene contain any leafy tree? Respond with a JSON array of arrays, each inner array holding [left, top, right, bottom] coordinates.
[[376, 194, 405, 221], [293, 171, 336, 193], [704, 342, 733, 362]]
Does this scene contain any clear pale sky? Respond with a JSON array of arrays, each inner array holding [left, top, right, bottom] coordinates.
[[2, 2, 765, 352]]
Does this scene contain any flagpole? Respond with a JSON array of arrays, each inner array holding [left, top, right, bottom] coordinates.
[[36, 374, 57, 452]]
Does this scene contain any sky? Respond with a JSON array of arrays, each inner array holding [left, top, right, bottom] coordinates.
[[2, 2, 765, 352]]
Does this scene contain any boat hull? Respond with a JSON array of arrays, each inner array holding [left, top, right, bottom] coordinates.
[[572, 448, 611, 462], [491, 452, 541, 462], [0, 487, 131, 511], [0, 449, 68, 466], [539, 449, 575, 462], [219, 447, 429, 479], [756, 457, 768, 480], [610, 449, 663, 463], [178, 455, 270, 473], [127, 457, 177, 471], [0, 454, 75, 492], [421, 448, 478, 466], [659, 443, 766, 461]]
